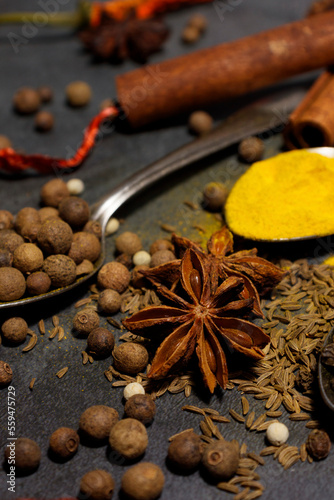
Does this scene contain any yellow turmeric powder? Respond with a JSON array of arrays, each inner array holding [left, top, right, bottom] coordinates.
[[225, 150, 334, 240]]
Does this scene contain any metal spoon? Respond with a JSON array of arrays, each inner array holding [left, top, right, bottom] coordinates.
[[0, 86, 308, 309], [318, 327, 334, 412]]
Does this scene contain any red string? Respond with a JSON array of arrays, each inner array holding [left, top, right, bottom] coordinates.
[[0, 106, 119, 174]]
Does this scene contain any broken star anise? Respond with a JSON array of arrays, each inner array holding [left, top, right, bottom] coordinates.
[[79, 12, 169, 63], [123, 247, 269, 393]]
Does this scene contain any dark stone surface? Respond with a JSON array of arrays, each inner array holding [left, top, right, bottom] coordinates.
[[1, 1, 332, 499]]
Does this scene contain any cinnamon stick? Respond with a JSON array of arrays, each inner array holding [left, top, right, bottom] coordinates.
[[284, 69, 334, 149], [116, 11, 334, 128]]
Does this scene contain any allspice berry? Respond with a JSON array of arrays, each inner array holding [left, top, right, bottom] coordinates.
[[112, 343, 149, 375], [167, 430, 203, 471], [37, 219, 73, 254], [201, 439, 239, 480], [109, 418, 148, 460], [2, 317, 28, 344], [58, 196, 90, 228], [150, 249, 176, 268], [20, 221, 41, 243], [13, 87, 41, 114], [0, 210, 14, 230], [98, 289, 122, 315], [182, 25, 200, 44], [306, 429, 331, 460], [188, 14, 207, 32], [0, 230, 24, 253], [238, 136, 264, 163], [73, 308, 100, 336], [26, 271, 51, 295], [43, 254, 77, 287], [0, 267, 26, 301], [202, 182, 229, 212], [0, 360, 13, 387], [121, 462, 165, 500], [13, 243, 44, 273], [79, 405, 119, 441], [97, 262, 130, 293], [35, 111, 54, 132], [87, 327, 115, 358], [84, 220, 102, 239], [149, 238, 174, 255], [188, 111, 213, 136], [40, 179, 70, 208], [38, 85, 53, 103], [80, 469, 115, 500], [49, 427, 79, 459], [124, 394, 156, 425], [66, 81, 92, 107], [15, 207, 41, 235], [0, 249, 13, 267], [115, 232, 142, 256], [39, 206, 59, 222], [4, 437, 41, 473], [68, 232, 101, 264]]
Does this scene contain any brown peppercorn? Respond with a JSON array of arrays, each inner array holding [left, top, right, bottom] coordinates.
[[26, 271, 51, 295], [98, 289, 122, 314], [115, 232, 142, 256], [43, 254, 77, 287], [58, 196, 90, 229], [73, 308, 100, 336], [112, 342, 149, 375], [0, 267, 26, 301], [13, 243, 44, 274], [37, 85, 53, 103], [188, 14, 207, 32], [150, 249, 176, 268], [20, 221, 41, 243], [124, 394, 156, 425], [131, 265, 150, 289], [68, 232, 101, 264], [121, 462, 165, 500], [182, 25, 200, 44], [97, 262, 131, 293], [0, 249, 13, 267], [49, 427, 79, 459], [87, 327, 115, 358], [149, 238, 174, 255], [238, 136, 264, 163], [202, 182, 229, 212], [0, 210, 14, 230], [0, 360, 13, 387], [39, 206, 59, 222], [84, 220, 102, 239], [80, 469, 115, 500], [13, 87, 41, 114], [4, 437, 41, 473], [76, 259, 95, 276], [40, 178, 70, 208], [2, 317, 28, 344], [15, 207, 41, 235], [188, 111, 213, 136], [201, 439, 239, 480], [168, 430, 203, 471], [0, 230, 24, 253], [115, 252, 133, 269], [66, 81, 92, 107], [37, 219, 73, 254], [79, 405, 119, 442], [109, 418, 148, 460], [0, 135, 12, 149], [35, 111, 54, 132], [306, 429, 331, 460]]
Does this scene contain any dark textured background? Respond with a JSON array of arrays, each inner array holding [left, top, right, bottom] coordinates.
[[0, 1, 331, 499]]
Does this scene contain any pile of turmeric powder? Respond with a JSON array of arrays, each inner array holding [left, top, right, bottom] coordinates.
[[225, 150, 334, 240]]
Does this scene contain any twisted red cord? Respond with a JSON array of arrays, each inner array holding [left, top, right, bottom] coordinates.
[[0, 106, 119, 174]]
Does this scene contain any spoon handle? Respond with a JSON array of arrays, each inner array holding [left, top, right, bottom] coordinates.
[[91, 86, 307, 229]]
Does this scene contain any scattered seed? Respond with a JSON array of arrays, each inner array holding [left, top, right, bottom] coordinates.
[[38, 319, 45, 335], [229, 409, 245, 423], [29, 378, 36, 390], [247, 452, 265, 466], [82, 351, 89, 365], [52, 315, 59, 327], [88, 355, 94, 364], [22, 331, 37, 352], [56, 366, 68, 378], [107, 317, 122, 329], [160, 223, 177, 233], [246, 411, 255, 429], [57, 326, 65, 342], [168, 428, 194, 442], [241, 396, 250, 415], [75, 297, 92, 308], [289, 412, 310, 421], [49, 326, 59, 340], [217, 483, 239, 494]]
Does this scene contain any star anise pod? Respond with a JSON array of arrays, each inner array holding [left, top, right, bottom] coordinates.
[[79, 12, 169, 63], [142, 226, 285, 318], [123, 247, 269, 392]]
